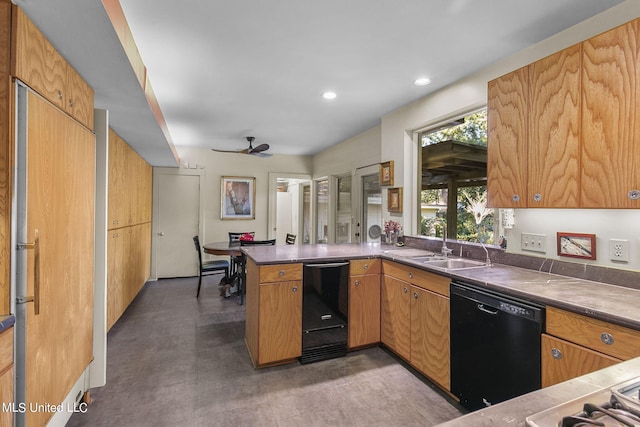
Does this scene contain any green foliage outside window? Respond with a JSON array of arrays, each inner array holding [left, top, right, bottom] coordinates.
[[420, 110, 493, 243]]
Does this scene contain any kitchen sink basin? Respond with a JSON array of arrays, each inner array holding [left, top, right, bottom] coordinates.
[[422, 258, 487, 270], [410, 255, 448, 262]]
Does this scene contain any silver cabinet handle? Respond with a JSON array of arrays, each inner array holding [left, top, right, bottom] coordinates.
[[363, 264, 369, 270], [601, 332, 614, 345], [292, 286, 298, 292], [413, 292, 418, 299], [512, 194, 520, 202], [551, 348, 562, 360], [354, 280, 360, 287], [408, 272, 413, 279], [279, 270, 285, 276], [403, 287, 408, 293], [533, 193, 542, 202]]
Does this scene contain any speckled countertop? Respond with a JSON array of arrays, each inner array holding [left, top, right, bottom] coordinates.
[[243, 243, 640, 426], [243, 243, 640, 329]]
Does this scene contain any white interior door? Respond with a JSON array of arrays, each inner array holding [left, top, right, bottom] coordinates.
[[156, 174, 200, 277], [276, 191, 293, 244]]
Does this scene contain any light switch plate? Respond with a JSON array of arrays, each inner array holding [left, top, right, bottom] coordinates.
[[521, 233, 547, 253]]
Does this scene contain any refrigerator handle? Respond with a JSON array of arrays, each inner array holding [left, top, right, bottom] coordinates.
[[16, 229, 40, 315]]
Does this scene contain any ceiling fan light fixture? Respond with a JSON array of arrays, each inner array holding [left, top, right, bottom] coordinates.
[[322, 91, 337, 100], [414, 77, 431, 86]]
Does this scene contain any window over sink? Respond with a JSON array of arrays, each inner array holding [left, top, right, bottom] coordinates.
[[418, 109, 500, 246]]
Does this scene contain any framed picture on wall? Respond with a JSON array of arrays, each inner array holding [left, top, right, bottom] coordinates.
[[221, 176, 256, 220], [557, 232, 596, 260], [388, 187, 402, 213], [380, 161, 394, 186]]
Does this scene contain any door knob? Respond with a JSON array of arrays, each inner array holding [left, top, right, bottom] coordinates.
[[158, 232, 165, 236]]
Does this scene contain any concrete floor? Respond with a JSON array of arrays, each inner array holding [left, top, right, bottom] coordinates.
[[67, 275, 465, 427]]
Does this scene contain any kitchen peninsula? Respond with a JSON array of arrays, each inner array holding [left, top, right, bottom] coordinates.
[[241, 242, 640, 426]]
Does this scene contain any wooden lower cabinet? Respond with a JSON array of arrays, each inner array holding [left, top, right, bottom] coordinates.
[[381, 261, 451, 390], [381, 275, 411, 360], [245, 261, 303, 367], [0, 327, 13, 427], [542, 334, 620, 387], [542, 306, 640, 387], [107, 222, 151, 330], [411, 286, 450, 390], [349, 274, 380, 348], [349, 259, 380, 349]]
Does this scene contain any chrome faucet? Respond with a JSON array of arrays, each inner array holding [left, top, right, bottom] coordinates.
[[440, 221, 453, 257], [480, 240, 492, 266]]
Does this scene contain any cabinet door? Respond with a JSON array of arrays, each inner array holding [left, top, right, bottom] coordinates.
[[348, 274, 380, 349], [12, 7, 67, 112], [258, 281, 302, 365], [542, 334, 620, 388], [528, 44, 581, 207], [0, 366, 13, 427], [107, 229, 125, 330], [487, 66, 528, 208], [410, 286, 450, 390], [65, 64, 94, 130], [380, 275, 410, 361], [582, 19, 640, 207]]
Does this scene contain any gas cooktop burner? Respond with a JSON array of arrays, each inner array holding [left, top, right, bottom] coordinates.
[[526, 377, 640, 427]]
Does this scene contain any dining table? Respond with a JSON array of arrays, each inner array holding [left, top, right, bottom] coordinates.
[[203, 241, 245, 305]]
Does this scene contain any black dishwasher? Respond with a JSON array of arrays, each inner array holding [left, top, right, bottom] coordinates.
[[450, 281, 544, 411]]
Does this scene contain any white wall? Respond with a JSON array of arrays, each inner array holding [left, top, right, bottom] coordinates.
[[312, 125, 381, 178], [507, 209, 640, 271], [160, 147, 312, 245]]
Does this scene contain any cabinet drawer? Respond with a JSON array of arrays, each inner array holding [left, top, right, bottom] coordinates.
[[541, 333, 620, 388], [259, 263, 302, 283], [546, 306, 640, 361], [382, 260, 450, 296], [0, 327, 13, 374], [350, 258, 380, 275]]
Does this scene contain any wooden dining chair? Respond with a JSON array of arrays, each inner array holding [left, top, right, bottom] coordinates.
[[193, 235, 230, 298], [236, 239, 276, 304], [228, 232, 254, 279]]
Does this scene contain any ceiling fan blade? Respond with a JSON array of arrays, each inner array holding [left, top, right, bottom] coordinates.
[[250, 143, 270, 153], [253, 152, 273, 158], [211, 148, 242, 154]]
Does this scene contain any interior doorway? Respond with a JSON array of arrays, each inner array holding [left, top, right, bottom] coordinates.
[[268, 173, 311, 244], [354, 165, 382, 243]]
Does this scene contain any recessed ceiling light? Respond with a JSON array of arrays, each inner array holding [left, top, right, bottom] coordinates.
[[322, 91, 337, 100], [414, 77, 431, 86]]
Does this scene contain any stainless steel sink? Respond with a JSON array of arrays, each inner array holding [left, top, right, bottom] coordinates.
[[421, 258, 487, 270], [410, 255, 448, 262]]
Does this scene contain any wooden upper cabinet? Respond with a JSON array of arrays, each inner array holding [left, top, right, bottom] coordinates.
[[108, 128, 152, 228], [66, 64, 94, 129], [528, 44, 581, 208], [487, 66, 528, 208], [581, 19, 640, 208], [11, 6, 94, 129]]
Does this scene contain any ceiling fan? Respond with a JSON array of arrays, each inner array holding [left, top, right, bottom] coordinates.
[[211, 136, 272, 158]]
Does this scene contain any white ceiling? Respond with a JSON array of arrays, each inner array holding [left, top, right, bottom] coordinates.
[[15, 0, 625, 166]]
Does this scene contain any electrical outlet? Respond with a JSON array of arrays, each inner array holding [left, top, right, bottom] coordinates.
[[521, 233, 547, 253], [609, 239, 629, 262]]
